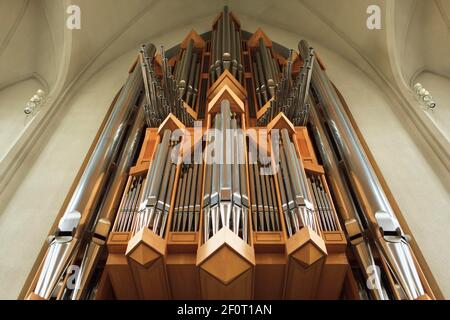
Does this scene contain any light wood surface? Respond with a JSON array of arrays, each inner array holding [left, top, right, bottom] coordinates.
[[247, 28, 273, 48]]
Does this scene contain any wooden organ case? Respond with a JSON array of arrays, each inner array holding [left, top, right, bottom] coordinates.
[[25, 7, 437, 301]]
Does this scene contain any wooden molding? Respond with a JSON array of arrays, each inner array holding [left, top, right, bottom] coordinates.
[[267, 112, 296, 136], [207, 85, 245, 114], [284, 227, 327, 299], [316, 253, 349, 300], [248, 28, 272, 48], [26, 293, 46, 300], [181, 29, 206, 49], [256, 98, 273, 120], [197, 228, 255, 285], [183, 101, 198, 120], [158, 114, 186, 138], [208, 69, 246, 102], [126, 228, 166, 267]]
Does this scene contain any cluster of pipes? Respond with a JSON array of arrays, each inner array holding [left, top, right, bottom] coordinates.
[[135, 130, 180, 237], [171, 161, 204, 233], [257, 47, 314, 127], [32, 40, 198, 300], [275, 129, 318, 237], [113, 176, 144, 233], [173, 39, 202, 108], [248, 144, 281, 233], [209, 6, 243, 83], [140, 43, 195, 127], [252, 38, 280, 107], [33, 63, 145, 300], [203, 102, 249, 243], [307, 174, 339, 232]]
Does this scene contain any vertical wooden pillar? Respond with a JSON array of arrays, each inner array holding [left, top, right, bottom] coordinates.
[[125, 114, 186, 300], [196, 71, 255, 300], [197, 228, 255, 300], [284, 227, 327, 300], [165, 128, 203, 300], [316, 221, 348, 299], [293, 126, 350, 300], [104, 253, 139, 300], [252, 124, 288, 300], [106, 231, 139, 300], [265, 115, 328, 300], [126, 228, 171, 299]]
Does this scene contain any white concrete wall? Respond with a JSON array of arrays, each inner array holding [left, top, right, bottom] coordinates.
[[0, 78, 42, 159], [0, 22, 448, 299]]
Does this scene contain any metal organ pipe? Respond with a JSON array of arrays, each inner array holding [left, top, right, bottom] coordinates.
[[309, 103, 388, 300], [70, 104, 146, 300], [274, 129, 317, 237], [203, 101, 249, 243], [34, 64, 143, 299], [210, 6, 243, 83], [299, 40, 425, 300]]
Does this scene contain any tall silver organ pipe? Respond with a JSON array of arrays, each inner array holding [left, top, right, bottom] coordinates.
[[140, 43, 195, 127], [210, 6, 243, 83], [252, 37, 279, 101], [248, 142, 281, 233], [203, 101, 249, 243], [299, 40, 425, 300], [309, 103, 388, 300], [137, 129, 181, 237], [70, 105, 146, 300], [275, 129, 317, 237], [33, 63, 143, 299], [257, 48, 314, 127]]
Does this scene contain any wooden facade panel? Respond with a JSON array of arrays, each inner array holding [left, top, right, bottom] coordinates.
[[316, 253, 349, 300], [199, 268, 253, 300], [166, 254, 201, 300], [105, 254, 139, 300]]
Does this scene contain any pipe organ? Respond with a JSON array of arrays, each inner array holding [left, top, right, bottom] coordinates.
[[25, 7, 436, 301]]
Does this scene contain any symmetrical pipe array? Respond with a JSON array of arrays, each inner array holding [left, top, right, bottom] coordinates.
[[248, 144, 281, 232], [113, 176, 145, 233], [306, 174, 339, 232], [209, 6, 243, 83], [203, 101, 249, 243], [274, 129, 318, 237], [29, 11, 431, 300]]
